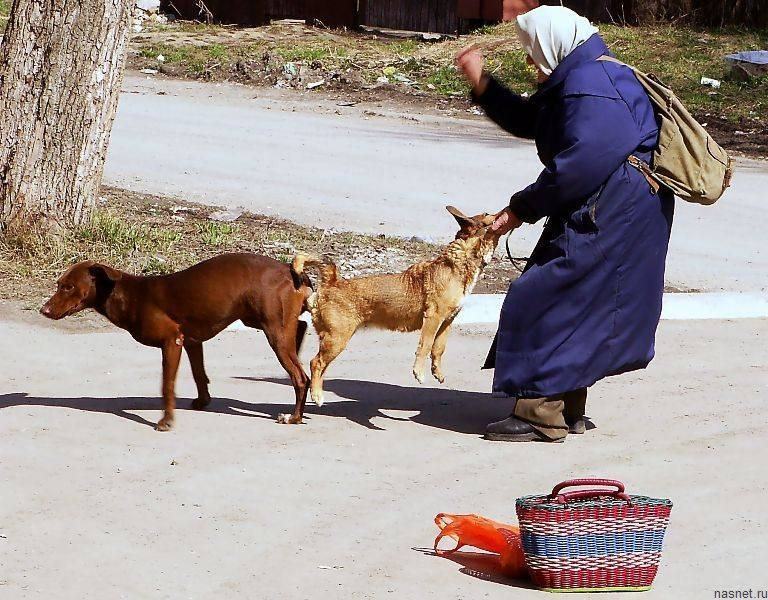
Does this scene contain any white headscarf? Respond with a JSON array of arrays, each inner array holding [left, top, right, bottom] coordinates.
[[515, 6, 599, 77]]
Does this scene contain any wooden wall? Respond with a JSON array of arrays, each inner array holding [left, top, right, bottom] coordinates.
[[360, 0, 460, 34], [161, 0, 767, 31]]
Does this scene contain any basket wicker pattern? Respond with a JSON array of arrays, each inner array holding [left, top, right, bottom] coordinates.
[[516, 480, 672, 593]]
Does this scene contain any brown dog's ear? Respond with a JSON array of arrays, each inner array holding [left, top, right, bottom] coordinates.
[[446, 205, 475, 227], [88, 263, 123, 282]]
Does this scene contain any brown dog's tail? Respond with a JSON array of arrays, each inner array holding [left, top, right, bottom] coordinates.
[[291, 253, 338, 287]]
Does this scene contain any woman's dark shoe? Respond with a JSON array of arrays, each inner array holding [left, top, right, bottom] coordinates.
[[567, 418, 587, 434], [484, 415, 565, 443]]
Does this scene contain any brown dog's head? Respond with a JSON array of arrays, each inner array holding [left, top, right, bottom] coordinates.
[[40, 261, 122, 320]]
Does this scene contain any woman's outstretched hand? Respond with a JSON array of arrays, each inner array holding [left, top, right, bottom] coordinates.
[[455, 45, 488, 95], [491, 208, 522, 235]]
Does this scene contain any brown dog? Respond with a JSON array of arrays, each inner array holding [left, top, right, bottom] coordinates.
[[40, 253, 312, 430], [291, 206, 502, 410]]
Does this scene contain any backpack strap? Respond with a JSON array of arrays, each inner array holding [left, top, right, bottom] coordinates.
[[628, 155, 661, 194], [597, 55, 624, 66], [598, 55, 662, 195]]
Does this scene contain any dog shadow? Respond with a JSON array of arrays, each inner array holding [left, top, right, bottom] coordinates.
[[0, 377, 508, 434], [0, 392, 285, 430], [413, 547, 535, 589], [237, 377, 507, 434]]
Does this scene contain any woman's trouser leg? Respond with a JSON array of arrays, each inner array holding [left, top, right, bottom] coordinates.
[[513, 395, 569, 441], [563, 387, 588, 434]]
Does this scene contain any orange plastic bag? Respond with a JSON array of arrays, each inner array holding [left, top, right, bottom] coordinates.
[[433, 513, 527, 579]]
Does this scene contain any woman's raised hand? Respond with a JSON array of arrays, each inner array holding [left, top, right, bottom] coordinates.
[[491, 208, 523, 235], [455, 45, 488, 95]]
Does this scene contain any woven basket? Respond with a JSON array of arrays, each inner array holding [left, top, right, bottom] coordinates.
[[516, 479, 672, 593]]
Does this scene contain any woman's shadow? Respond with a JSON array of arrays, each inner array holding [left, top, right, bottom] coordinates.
[[0, 378, 509, 434], [237, 376, 506, 434]]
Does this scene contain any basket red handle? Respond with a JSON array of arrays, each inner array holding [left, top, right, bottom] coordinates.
[[550, 479, 631, 504]]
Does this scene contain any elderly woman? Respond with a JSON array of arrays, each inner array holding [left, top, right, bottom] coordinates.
[[457, 6, 674, 443]]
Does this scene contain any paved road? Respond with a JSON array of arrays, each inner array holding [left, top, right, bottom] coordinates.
[[105, 74, 768, 292], [1, 308, 766, 599]]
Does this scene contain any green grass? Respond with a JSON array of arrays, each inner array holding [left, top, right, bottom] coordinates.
[[387, 40, 419, 55], [75, 210, 182, 273], [0, 187, 463, 303], [131, 21, 766, 125], [207, 43, 228, 61], [0, 0, 10, 30], [599, 24, 768, 122], [0, 208, 184, 283], [275, 44, 348, 63], [196, 221, 236, 246], [138, 43, 209, 74], [425, 66, 469, 95]]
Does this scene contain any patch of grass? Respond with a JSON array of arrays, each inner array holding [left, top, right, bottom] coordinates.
[[2, 187, 515, 304], [207, 43, 228, 61], [600, 24, 768, 122], [0, 186, 591, 304], [128, 20, 765, 146], [0, 0, 10, 31], [138, 43, 209, 74], [486, 50, 537, 91], [425, 65, 468, 95], [77, 210, 181, 258], [387, 40, 419, 55], [197, 221, 236, 246], [275, 44, 348, 63]]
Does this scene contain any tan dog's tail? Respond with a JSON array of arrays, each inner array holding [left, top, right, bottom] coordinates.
[[291, 253, 338, 287]]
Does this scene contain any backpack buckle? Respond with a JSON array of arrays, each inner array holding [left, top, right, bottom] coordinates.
[[628, 155, 661, 195]]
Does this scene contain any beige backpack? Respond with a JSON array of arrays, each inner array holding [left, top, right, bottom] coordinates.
[[599, 55, 734, 205]]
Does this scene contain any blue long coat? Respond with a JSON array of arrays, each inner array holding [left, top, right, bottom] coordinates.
[[477, 34, 675, 398]]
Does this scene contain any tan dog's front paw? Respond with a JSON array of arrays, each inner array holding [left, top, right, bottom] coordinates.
[[155, 417, 174, 431], [413, 367, 425, 384], [431, 365, 445, 384], [277, 413, 303, 424], [311, 390, 324, 407]]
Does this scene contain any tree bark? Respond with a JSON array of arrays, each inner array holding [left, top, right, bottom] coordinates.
[[0, 0, 134, 232]]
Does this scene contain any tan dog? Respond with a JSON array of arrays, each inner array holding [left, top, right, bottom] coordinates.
[[289, 206, 502, 412]]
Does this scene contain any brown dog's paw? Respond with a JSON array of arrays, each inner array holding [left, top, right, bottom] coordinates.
[[191, 397, 211, 411], [277, 413, 303, 425], [155, 418, 174, 431]]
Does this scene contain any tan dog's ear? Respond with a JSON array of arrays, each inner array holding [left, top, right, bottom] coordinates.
[[446, 205, 475, 227], [88, 263, 123, 282]]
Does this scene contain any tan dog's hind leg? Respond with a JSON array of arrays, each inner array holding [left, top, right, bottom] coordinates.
[[413, 307, 445, 384], [430, 313, 458, 384], [310, 327, 355, 407]]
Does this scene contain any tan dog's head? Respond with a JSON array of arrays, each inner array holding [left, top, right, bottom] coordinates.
[[446, 205, 503, 264], [40, 261, 122, 320]]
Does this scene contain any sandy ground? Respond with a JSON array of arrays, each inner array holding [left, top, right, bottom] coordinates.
[[104, 74, 768, 293], [1, 303, 766, 599]]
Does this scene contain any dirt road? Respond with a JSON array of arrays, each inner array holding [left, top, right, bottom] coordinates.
[[104, 74, 768, 293], [1, 305, 766, 599]]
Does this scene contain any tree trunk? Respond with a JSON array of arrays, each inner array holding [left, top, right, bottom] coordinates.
[[0, 0, 134, 233]]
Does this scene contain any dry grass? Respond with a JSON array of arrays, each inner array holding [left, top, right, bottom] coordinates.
[[0, 187, 524, 305], [602, 24, 767, 123], [130, 20, 536, 94], [130, 20, 766, 124]]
